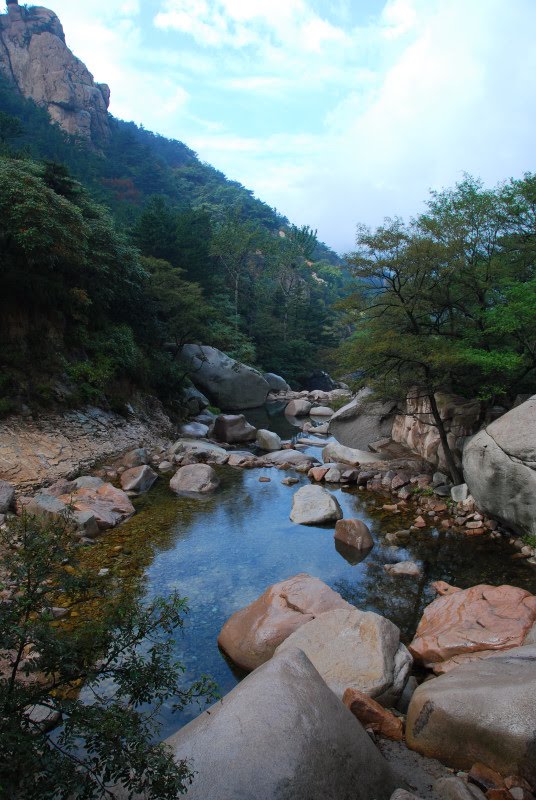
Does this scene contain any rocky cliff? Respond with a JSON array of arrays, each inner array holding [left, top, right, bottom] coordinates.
[[0, 1, 110, 143]]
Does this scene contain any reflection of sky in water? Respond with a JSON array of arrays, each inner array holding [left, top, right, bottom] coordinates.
[[137, 432, 536, 739]]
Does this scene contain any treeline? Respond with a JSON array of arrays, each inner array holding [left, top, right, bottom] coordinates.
[[339, 174, 536, 480]]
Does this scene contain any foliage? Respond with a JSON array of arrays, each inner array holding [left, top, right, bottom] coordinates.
[[0, 512, 216, 800]]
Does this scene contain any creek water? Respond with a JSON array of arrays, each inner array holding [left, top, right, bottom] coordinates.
[[80, 408, 536, 741]]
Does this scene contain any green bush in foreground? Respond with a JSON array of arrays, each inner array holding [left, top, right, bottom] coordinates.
[[0, 513, 216, 799]]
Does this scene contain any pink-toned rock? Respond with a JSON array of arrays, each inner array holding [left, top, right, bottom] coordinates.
[[308, 466, 330, 481], [343, 689, 404, 741], [409, 584, 536, 672], [217, 573, 352, 672], [414, 516, 426, 528], [431, 581, 462, 597], [59, 483, 134, 530], [391, 473, 410, 491], [334, 519, 373, 551]]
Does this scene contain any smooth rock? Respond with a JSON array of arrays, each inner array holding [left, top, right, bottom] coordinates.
[[182, 386, 210, 414], [384, 561, 422, 577], [310, 406, 334, 417], [180, 422, 209, 439], [343, 688, 404, 740], [170, 464, 220, 495], [262, 449, 317, 468], [19, 492, 66, 519], [256, 429, 282, 451], [0, 479, 15, 513], [334, 518, 374, 551], [275, 607, 412, 705], [290, 484, 343, 525], [213, 414, 256, 444], [264, 372, 291, 392], [323, 441, 380, 467], [181, 344, 269, 411], [169, 439, 229, 465], [217, 573, 352, 672], [120, 465, 158, 494], [285, 398, 312, 417]]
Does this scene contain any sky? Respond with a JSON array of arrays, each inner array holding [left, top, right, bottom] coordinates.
[[36, 0, 536, 254]]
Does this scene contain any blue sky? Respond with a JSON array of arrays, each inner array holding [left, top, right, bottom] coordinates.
[[42, 0, 536, 253]]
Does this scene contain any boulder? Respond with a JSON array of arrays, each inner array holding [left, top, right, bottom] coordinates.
[[310, 406, 334, 417], [170, 464, 220, 495], [451, 483, 469, 503], [405, 644, 536, 784], [463, 395, 536, 537], [409, 584, 536, 673], [0, 479, 15, 513], [285, 398, 312, 417], [19, 492, 67, 519], [120, 465, 158, 494], [169, 439, 229, 465], [264, 372, 290, 392], [334, 519, 374, 551], [217, 573, 352, 672], [329, 387, 397, 450], [343, 689, 404, 741], [59, 483, 135, 529], [275, 608, 412, 705], [179, 422, 209, 438], [163, 649, 400, 800], [181, 344, 269, 411], [290, 484, 343, 525], [262, 449, 317, 468], [120, 448, 149, 469], [255, 429, 282, 451], [213, 414, 256, 444], [323, 441, 380, 467]]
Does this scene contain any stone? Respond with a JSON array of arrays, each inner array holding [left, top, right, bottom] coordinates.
[[290, 484, 343, 525], [19, 492, 67, 519], [59, 483, 135, 529], [406, 644, 536, 785], [414, 516, 427, 528], [0, 479, 15, 513], [384, 562, 422, 577], [395, 675, 418, 714], [329, 387, 397, 450], [182, 386, 210, 414], [217, 573, 352, 672], [170, 439, 229, 465], [334, 519, 374, 551], [432, 471, 449, 486], [281, 477, 299, 486], [275, 607, 412, 705], [463, 395, 536, 537], [161, 649, 400, 800], [262, 449, 317, 468], [120, 465, 158, 494], [343, 688, 404, 741], [120, 448, 149, 469], [310, 406, 334, 417], [255, 429, 282, 451], [309, 466, 330, 481], [72, 510, 99, 538], [434, 484, 452, 497], [323, 441, 381, 467], [468, 763, 505, 792], [409, 584, 536, 673], [227, 452, 257, 468], [24, 703, 61, 733], [285, 398, 312, 417], [324, 468, 342, 482], [179, 422, 209, 438], [451, 483, 469, 503], [213, 414, 256, 444], [263, 372, 290, 392], [181, 344, 269, 411], [158, 460, 174, 473], [434, 777, 484, 800], [170, 464, 220, 495], [391, 473, 411, 491]]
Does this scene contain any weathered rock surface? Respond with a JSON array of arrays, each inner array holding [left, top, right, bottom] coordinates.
[[463, 395, 536, 537], [275, 608, 412, 705], [285, 398, 312, 417], [217, 573, 352, 671], [213, 414, 256, 444], [343, 688, 404, 741], [409, 584, 536, 673], [264, 372, 290, 392], [181, 345, 269, 411], [290, 484, 343, 525], [0, 3, 110, 143], [120, 465, 157, 494], [162, 649, 400, 800], [323, 441, 382, 467], [59, 483, 135, 529], [406, 644, 536, 784], [0, 479, 15, 512], [169, 464, 220, 495], [329, 387, 397, 450], [255, 429, 282, 451], [334, 518, 374, 551]]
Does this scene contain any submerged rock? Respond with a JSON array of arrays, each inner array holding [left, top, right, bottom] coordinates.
[[170, 464, 220, 495], [290, 484, 343, 525]]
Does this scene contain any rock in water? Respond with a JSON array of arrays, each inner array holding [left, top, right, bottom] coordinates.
[[181, 344, 269, 411], [285, 398, 312, 417], [163, 649, 400, 800], [405, 644, 536, 785], [463, 394, 536, 537], [290, 484, 343, 525], [275, 608, 412, 705], [343, 689, 404, 741], [264, 372, 290, 392], [334, 518, 374, 551], [169, 464, 220, 495], [213, 414, 256, 443], [120, 465, 158, 494], [255, 429, 282, 451], [217, 573, 352, 671]]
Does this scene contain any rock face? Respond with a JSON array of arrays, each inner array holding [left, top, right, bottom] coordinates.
[[463, 395, 536, 536], [334, 519, 374, 551], [409, 584, 536, 673], [213, 414, 256, 444], [217, 573, 352, 672], [0, 3, 110, 144], [290, 484, 343, 525], [163, 649, 400, 800], [405, 644, 536, 784], [264, 372, 290, 392], [275, 608, 412, 705], [329, 388, 397, 450], [181, 345, 269, 411], [169, 464, 220, 495], [392, 389, 481, 471]]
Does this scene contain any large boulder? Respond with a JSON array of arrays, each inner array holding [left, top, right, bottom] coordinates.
[[255, 429, 282, 451], [405, 644, 536, 784], [170, 464, 220, 495], [264, 372, 290, 392], [0, 479, 15, 513], [275, 608, 412, 705], [213, 414, 256, 444], [181, 345, 269, 411], [409, 583, 536, 673], [218, 573, 352, 671], [329, 388, 397, 450], [463, 395, 536, 536], [120, 465, 158, 494], [58, 483, 135, 529], [290, 484, 343, 525], [163, 649, 401, 800]]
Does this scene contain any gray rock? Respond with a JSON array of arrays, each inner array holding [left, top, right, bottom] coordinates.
[[310, 406, 334, 417], [0, 479, 15, 513], [463, 395, 536, 536], [323, 441, 381, 467], [256, 429, 282, 451], [264, 372, 290, 392], [19, 493, 66, 518], [120, 448, 149, 469], [434, 484, 452, 497], [290, 484, 343, 525], [524, 622, 536, 645], [396, 676, 418, 714], [180, 422, 209, 438], [390, 792, 424, 800], [72, 476, 105, 490], [158, 460, 174, 473], [451, 484, 469, 503], [432, 472, 449, 487], [406, 643, 536, 784], [213, 414, 256, 444], [170, 464, 220, 495], [73, 510, 99, 538], [163, 649, 401, 800], [169, 439, 229, 465], [329, 387, 397, 450], [120, 465, 158, 494], [276, 608, 412, 705], [182, 386, 210, 414], [262, 449, 317, 468], [434, 777, 484, 800], [285, 398, 312, 417], [181, 344, 269, 411]]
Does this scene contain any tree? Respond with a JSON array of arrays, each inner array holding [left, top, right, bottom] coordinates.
[[0, 512, 216, 799]]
